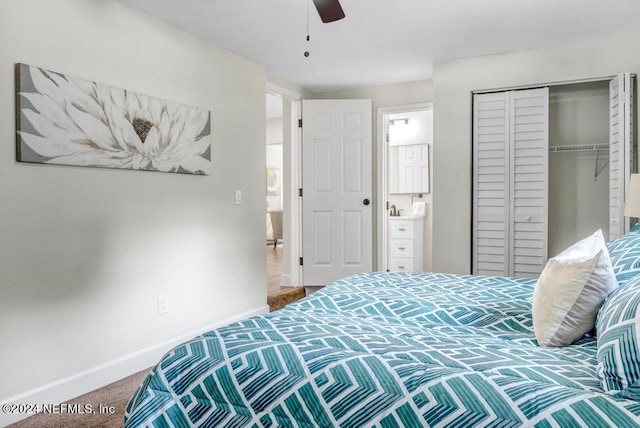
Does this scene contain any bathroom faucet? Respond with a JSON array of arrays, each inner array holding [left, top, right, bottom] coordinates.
[[390, 205, 397, 216]]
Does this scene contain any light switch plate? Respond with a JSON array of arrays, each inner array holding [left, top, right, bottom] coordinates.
[[158, 295, 169, 314]]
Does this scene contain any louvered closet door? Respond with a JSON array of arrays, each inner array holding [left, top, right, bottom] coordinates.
[[509, 88, 548, 278], [473, 92, 510, 276], [610, 72, 634, 240], [473, 88, 548, 278]]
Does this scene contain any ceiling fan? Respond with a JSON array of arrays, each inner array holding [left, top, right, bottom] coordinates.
[[312, 0, 345, 23], [304, 0, 344, 56]]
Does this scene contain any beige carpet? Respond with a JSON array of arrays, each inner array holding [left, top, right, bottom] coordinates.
[[267, 286, 306, 311], [8, 369, 150, 428]]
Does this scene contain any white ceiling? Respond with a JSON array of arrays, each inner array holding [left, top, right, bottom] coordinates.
[[117, 0, 640, 93]]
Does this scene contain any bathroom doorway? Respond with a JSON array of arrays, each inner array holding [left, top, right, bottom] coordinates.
[[377, 103, 433, 272]]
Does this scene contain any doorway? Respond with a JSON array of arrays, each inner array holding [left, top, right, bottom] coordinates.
[[266, 92, 284, 294], [265, 83, 304, 293], [377, 103, 434, 272]]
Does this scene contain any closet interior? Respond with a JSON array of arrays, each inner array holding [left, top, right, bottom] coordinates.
[[473, 74, 634, 278], [548, 81, 609, 257]]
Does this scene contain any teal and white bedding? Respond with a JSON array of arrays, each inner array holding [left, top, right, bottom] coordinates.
[[125, 272, 640, 427]]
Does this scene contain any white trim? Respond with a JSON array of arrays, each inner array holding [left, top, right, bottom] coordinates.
[[472, 75, 619, 95], [623, 72, 633, 234], [289, 99, 303, 285], [266, 82, 303, 102], [376, 103, 433, 271], [0, 305, 269, 426]]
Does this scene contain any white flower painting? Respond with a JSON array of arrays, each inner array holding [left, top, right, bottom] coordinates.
[[15, 63, 212, 175]]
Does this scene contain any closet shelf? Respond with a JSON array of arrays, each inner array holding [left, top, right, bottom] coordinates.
[[548, 144, 608, 152], [548, 143, 609, 181]]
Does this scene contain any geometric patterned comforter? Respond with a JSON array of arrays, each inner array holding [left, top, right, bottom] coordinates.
[[124, 272, 640, 427]]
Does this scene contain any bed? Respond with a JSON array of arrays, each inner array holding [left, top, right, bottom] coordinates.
[[125, 230, 640, 427]]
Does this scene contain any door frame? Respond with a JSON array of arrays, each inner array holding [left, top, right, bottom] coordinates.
[[377, 102, 433, 272]]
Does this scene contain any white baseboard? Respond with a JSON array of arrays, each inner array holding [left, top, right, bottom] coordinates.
[[0, 305, 269, 426]]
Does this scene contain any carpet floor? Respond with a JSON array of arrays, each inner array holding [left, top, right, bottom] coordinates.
[[8, 369, 150, 428], [267, 286, 306, 311]]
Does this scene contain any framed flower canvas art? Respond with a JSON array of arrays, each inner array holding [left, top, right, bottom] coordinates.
[[266, 167, 281, 196], [15, 63, 212, 175]]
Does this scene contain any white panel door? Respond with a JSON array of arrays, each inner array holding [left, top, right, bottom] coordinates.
[[610, 72, 634, 240], [398, 144, 429, 193], [473, 92, 510, 276], [302, 99, 372, 285], [509, 88, 548, 278]]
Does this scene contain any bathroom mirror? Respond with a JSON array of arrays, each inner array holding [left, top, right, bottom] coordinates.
[[389, 143, 429, 194], [387, 110, 432, 195]]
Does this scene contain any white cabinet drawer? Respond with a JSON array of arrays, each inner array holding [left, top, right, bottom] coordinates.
[[390, 258, 414, 272], [390, 239, 414, 258], [387, 216, 423, 272], [389, 220, 414, 238]]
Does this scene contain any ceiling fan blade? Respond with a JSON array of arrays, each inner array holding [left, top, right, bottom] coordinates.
[[312, 0, 345, 23]]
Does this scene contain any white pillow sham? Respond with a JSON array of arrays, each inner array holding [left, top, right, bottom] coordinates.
[[532, 229, 617, 347]]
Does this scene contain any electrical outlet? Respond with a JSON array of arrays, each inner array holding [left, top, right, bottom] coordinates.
[[158, 295, 169, 315], [235, 190, 242, 205]]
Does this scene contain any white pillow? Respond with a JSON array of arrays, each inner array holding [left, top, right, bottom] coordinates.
[[532, 229, 617, 347]]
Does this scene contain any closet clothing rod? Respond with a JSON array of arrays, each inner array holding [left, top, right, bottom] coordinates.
[[548, 144, 609, 153]]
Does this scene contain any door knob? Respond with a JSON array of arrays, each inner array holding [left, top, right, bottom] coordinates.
[[363, 198, 370, 206]]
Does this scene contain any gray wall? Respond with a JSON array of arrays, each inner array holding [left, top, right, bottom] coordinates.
[[548, 82, 610, 256], [432, 32, 640, 274], [0, 0, 267, 408]]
